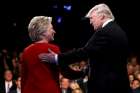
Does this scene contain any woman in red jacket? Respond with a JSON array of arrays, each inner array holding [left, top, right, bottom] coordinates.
[[20, 16, 61, 93]]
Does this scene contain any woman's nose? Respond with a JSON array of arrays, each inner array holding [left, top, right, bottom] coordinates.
[[53, 30, 56, 33]]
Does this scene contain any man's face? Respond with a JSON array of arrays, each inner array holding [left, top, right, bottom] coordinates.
[[131, 57, 137, 66], [80, 61, 86, 69], [16, 77, 21, 88], [89, 11, 103, 30], [132, 80, 140, 89], [127, 65, 134, 75], [43, 24, 56, 42], [4, 70, 13, 81], [61, 78, 70, 89]]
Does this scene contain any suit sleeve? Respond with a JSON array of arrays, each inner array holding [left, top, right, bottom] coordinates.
[[55, 46, 85, 79], [58, 30, 110, 65]]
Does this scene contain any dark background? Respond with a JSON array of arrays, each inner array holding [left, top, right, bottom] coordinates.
[[0, 0, 140, 55]]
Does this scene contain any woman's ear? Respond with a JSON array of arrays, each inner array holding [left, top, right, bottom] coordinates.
[[39, 34, 44, 40]]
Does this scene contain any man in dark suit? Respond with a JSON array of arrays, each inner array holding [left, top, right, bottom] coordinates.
[[0, 70, 17, 93], [39, 3, 132, 93], [60, 77, 72, 93]]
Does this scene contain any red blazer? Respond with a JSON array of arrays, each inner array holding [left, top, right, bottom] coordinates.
[[20, 42, 61, 93]]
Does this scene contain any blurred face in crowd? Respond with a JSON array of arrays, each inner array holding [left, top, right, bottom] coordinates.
[[4, 70, 13, 81], [79, 61, 86, 69], [2, 49, 8, 55], [60, 78, 70, 89], [136, 73, 140, 81], [59, 74, 63, 80], [131, 80, 140, 89], [42, 24, 56, 42], [89, 11, 104, 30], [131, 57, 137, 66], [127, 64, 134, 75], [16, 77, 21, 89], [129, 75, 134, 83]]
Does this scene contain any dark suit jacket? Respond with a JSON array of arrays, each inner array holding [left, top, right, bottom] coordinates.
[[58, 21, 132, 93], [8, 85, 17, 93]]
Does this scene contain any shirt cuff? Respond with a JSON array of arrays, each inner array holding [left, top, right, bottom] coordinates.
[[55, 54, 58, 65]]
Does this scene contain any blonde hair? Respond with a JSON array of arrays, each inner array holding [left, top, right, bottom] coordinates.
[[86, 3, 115, 20], [72, 88, 83, 93], [70, 81, 80, 90], [28, 16, 52, 41]]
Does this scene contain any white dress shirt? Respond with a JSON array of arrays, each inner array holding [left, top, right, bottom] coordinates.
[[55, 54, 58, 64], [17, 88, 21, 93], [62, 89, 67, 93], [5, 81, 13, 93]]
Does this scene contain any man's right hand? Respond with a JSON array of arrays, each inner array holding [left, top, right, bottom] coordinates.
[[38, 49, 58, 64]]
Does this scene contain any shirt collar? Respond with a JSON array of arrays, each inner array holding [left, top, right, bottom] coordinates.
[[102, 19, 113, 28], [5, 81, 12, 84], [5, 81, 13, 88], [5, 81, 13, 93]]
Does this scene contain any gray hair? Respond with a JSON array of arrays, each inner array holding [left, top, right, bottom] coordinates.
[[85, 3, 115, 21], [28, 16, 52, 41]]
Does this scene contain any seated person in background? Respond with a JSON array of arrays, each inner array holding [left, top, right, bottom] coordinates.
[[131, 79, 140, 93], [0, 69, 16, 93], [128, 55, 140, 73], [60, 77, 72, 93]]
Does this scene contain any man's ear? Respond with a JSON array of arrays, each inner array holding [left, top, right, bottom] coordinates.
[[100, 14, 105, 20]]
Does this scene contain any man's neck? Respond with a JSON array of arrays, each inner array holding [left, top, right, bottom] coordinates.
[[102, 19, 113, 28], [5, 80, 12, 83]]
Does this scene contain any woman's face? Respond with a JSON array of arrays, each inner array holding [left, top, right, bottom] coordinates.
[[42, 24, 56, 42]]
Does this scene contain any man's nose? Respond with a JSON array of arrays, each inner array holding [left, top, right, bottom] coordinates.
[[90, 21, 92, 24]]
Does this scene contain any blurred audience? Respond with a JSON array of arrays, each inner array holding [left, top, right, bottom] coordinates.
[[0, 48, 140, 93]]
